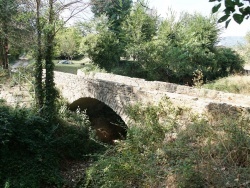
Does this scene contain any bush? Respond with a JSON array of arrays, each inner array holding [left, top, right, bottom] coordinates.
[[211, 47, 244, 79], [0, 102, 102, 187], [83, 98, 250, 187], [203, 75, 250, 95], [79, 16, 122, 71]]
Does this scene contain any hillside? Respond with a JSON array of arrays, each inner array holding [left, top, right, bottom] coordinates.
[[218, 36, 246, 47]]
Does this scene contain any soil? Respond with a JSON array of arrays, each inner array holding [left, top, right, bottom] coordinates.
[[60, 160, 92, 188]]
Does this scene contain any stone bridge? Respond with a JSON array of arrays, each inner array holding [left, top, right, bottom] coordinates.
[[54, 70, 250, 126], [1, 70, 250, 142]]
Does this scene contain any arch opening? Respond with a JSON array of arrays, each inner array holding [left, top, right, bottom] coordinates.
[[69, 97, 127, 143]]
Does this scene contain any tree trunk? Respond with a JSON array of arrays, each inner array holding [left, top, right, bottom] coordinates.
[[2, 0, 9, 69], [44, 0, 57, 120], [3, 37, 8, 69], [35, 0, 44, 111], [0, 38, 4, 68]]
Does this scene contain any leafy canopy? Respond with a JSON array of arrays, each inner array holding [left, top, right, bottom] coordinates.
[[210, 0, 250, 27]]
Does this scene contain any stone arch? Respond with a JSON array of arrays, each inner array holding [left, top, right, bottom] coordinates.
[[68, 97, 127, 143]]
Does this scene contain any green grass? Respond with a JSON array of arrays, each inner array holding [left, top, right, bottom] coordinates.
[[54, 58, 91, 74], [203, 75, 250, 95]]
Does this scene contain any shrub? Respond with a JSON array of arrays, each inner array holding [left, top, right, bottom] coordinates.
[[211, 47, 244, 79], [0, 102, 102, 187], [203, 75, 250, 95], [79, 16, 121, 71], [83, 98, 250, 187]]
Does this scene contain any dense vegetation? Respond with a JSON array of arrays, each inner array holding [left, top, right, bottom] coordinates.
[[203, 75, 250, 94], [0, 99, 104, 187], [67, 2, 244, 84], [83, 99, 250, 187], [0, 0, 250, 187]]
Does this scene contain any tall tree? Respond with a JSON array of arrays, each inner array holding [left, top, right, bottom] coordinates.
[[34, 0, 44, 111], [43, 0, 56, 120], [0, 0, 18, 69], [121, 1, 158, 60], [91, 0, 132, 33], [55, 27, 82, 60], [34, 0, 89, 120]]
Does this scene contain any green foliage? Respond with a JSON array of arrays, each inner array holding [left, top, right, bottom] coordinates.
[[83, 98, 250, 188], [55, 27, 82, 60], [212, 47, 244, 78], [122, 12, 220, 82], [120, 1, 158, 61], [80, 63, 107, 74], [210, 0, 250, 27], [84, 99, 181, 188], [91, 0, 132, 33], [203, 75, 250, 94], [81, 28, 120, 71], [82, 4, 243, 83], [132, 12, 243, 83], [0, 101, 102, 187]]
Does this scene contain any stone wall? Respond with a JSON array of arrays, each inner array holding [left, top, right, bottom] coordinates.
[[0, 83, 33, 107], [55, 71, 250, 125], [1, 70, 249, 125]]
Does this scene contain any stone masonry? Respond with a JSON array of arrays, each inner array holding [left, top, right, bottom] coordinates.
[[54, 70, 250, 125]]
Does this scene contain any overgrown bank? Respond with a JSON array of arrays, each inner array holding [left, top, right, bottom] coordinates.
[[84, 99, 250, 188], [203, 75, 250, 95], [0, 100, 104, 187]]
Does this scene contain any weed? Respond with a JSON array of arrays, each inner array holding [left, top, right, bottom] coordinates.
[[83, 98, 250, 188], [0, 101, 104, 187], [193, 69, 204, 88], [80, 63, 106, 74], [203, 75, 250, 95]]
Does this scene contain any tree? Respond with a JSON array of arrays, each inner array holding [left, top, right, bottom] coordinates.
[[133, 12, 238, 83], [91, 0, 132, 33], [0, 0, 19, 69], [55, 27, 82, 60], [121, 1, 158, 61], [210, 0, 250, 27], [34, 0, 44, 111], [80, 15, 120, 71], [31, 0, 89, 119]]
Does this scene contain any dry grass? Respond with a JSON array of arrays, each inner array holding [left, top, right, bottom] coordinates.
[[203, 75, 250, 95]]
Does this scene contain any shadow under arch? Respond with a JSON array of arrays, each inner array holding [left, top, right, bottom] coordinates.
[[69, 97, 127, 143]]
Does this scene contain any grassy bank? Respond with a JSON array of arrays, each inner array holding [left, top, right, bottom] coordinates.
[[84, 98, 250, 188], [0, 101, 105, 187], [54, 58, 91, 74], [203, 75, 250, 95]]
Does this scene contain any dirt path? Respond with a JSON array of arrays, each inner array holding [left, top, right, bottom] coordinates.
[[11, 59, 30, 71]]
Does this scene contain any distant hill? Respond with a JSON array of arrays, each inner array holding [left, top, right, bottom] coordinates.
[[217, 36, 246, 47]]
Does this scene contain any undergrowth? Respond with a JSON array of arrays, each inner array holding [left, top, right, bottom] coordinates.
[[203, 75, 250, 95], [0, 100, 104, 187], [80, 63, 106, 74], [84, 98, 250, 188]]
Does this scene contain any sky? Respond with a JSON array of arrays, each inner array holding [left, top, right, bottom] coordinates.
[[148, 0, 250, 37]]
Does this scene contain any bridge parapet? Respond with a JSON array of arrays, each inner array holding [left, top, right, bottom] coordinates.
[[77, 70, 250, 108], [55, 71, 250, 125]]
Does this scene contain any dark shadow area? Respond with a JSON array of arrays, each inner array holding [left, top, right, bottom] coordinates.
[[69, 97, 127, 143]]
